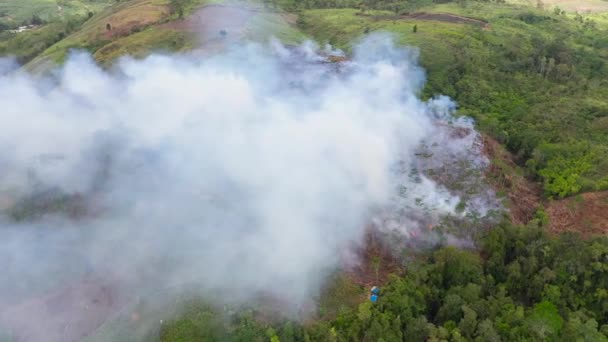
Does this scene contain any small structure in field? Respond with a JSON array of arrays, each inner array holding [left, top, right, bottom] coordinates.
[[8, 25, 37, 33]]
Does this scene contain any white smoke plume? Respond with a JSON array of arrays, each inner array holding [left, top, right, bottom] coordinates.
[[0, 34, 498, 340]]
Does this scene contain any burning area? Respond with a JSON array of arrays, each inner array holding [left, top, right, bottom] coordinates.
[[0, 33, 500, 341]]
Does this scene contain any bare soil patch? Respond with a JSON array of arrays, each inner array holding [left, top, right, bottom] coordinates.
[[483, 135, 607, 237], [482, 135, 542, 224], [546, 191, 608, 237], [344, 228, 404, 288]]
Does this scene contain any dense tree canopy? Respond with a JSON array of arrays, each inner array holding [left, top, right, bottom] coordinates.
[[160, 222, 608, 341]]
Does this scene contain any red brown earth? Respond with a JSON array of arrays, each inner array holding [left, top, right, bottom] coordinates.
[[546, 191, 608, 237], [482, 135, 542, 225], [482, 134, 607, 237]]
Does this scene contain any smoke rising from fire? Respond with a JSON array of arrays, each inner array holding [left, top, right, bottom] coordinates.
[[0, 34, 498, 339]]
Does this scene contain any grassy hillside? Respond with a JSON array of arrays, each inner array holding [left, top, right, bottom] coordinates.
[[19, 0, 304, 69], [0, 0, 110, 29], [509, 0, 608, 13], [0, 0, 111, 63], [25, 0, 176, 69], [298, 2, 608, 199]]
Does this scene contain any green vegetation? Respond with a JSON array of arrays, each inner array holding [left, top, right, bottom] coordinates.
[[0, 21, 80, 63], [2, 0, 608, 339], [296, 1, 608, 198], [0, 0, 110, 29], [0, 1, 111, 63], [3, 0, 305, 70], [158, 222, 608, 341], [26, 0, 174, 68], [93, 26, 192, 63]]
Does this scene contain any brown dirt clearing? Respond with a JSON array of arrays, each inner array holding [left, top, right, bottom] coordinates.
[[482, 135, 607, 237], [344, 228, 404, 288], [482, 135, 542, 225], [546, 191, 608, 237], [358, 11, 490, 28]]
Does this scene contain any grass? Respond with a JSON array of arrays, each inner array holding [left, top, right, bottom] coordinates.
[[6, 0, 608, 196], [93, 27, 192, 64], [317, 273, 364, 319], [508, 0, 608, 13], [24, 0, 309, 70], [0, 0, 111, 28], [0, 22, 71, 62], [26, 0, 172, 69], [245, 12, 307, 45], [298, 4, 608, 198]]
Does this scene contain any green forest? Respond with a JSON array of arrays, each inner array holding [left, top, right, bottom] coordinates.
[[295, 0, 608, 200], [159, 223, 608, 341]]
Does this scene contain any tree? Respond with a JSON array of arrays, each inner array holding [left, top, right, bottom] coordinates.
[[30, 14, 43, 26], [413, 25, 418, 33], [526, 301, 563, 340], [170, 0, 189, 18], [475, 319, 501, 342], [536, 0, 544, 9], [106, 23, 112, 31], [404, 316, 431, 342], [458, 306, 478, 339]]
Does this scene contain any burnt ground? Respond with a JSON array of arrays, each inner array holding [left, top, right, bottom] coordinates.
[[0, 275, 130, 342], [344, 228, 404, 289], [483, 135, 542, 225], [546, 191, 608, 237]]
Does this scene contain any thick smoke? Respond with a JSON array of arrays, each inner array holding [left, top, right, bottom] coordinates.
[[0, 34, 498, 339]]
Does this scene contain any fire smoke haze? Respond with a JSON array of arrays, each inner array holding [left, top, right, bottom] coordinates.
[[0, 34, 497, 336]]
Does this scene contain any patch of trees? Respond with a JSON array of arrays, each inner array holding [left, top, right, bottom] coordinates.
[[411, 11, 608, 198], [160, 222, 608, 341], [169, 0, 192, 19], [295, 2, 607, 199]]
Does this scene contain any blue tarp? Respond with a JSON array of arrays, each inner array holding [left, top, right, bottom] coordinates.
[[371, 287, 380, 295], [370, 294, 378, 303]]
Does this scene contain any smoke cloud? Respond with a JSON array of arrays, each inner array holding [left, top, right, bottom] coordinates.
[[0, 34, 498, 340]]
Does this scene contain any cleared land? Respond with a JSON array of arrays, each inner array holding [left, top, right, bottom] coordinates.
[[509, 0, 608, 13], [547, 191, 608, 236]]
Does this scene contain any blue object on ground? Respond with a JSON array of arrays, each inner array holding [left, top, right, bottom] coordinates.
[[371, 286, 380, 295], [370, 294, 379, 303]]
